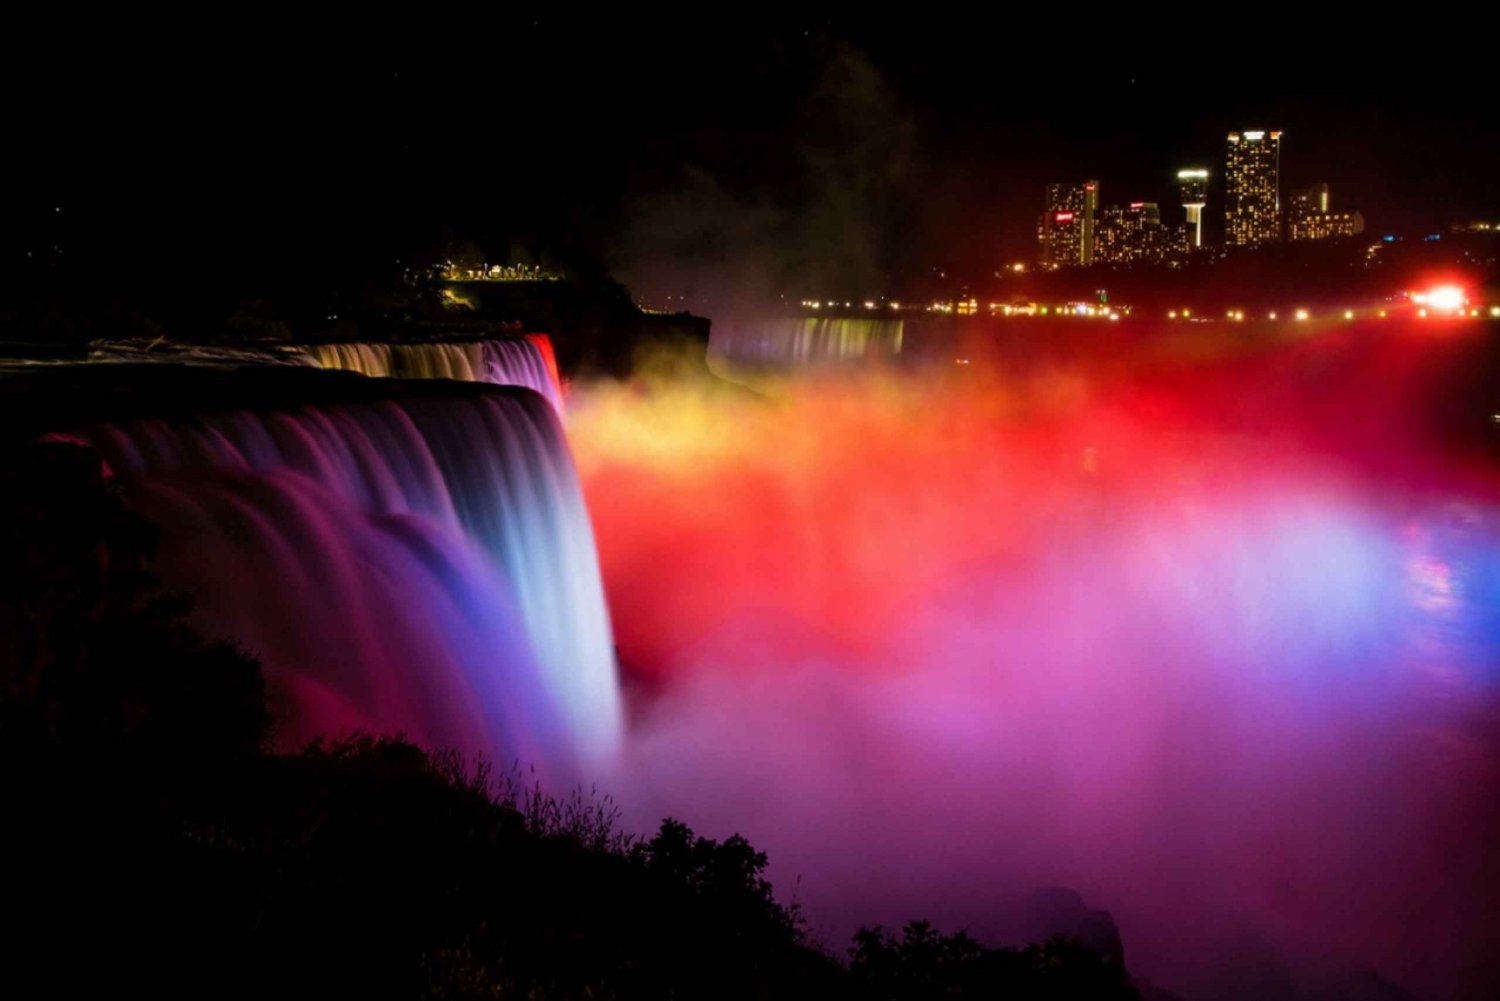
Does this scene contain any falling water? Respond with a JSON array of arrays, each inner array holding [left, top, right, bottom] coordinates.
[[81, 385, 617, 774], [305, 336, 564, 410], [708, 316, 904, 368]]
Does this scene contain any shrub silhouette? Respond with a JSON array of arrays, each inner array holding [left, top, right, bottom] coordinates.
[[0, 441, 1140, 999]]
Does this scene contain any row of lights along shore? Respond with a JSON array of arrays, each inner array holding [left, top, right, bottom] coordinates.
[[1171, 287, 1497, 321], [800, 287, 1498, 322]]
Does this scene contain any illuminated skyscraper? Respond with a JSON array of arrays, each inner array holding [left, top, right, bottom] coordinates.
[[1038, 180, 1099, 268], [1094, 202, 1169, 265], [1287, 183, 1364, 241], [1225, 130, 1281, 246], [1176, 168, 1209, 248]]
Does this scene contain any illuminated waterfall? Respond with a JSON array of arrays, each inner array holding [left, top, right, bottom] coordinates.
[[82, 386, 618, 775], [305, 336, 564, 410], [709, 317, 904, 367]]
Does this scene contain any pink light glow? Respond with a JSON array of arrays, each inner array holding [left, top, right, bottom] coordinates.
[[569, 317, 1500, 1001]]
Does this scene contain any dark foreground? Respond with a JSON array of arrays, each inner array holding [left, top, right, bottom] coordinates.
[[1, 442, 1144, 1000]]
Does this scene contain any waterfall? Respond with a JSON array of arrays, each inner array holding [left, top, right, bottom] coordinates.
[[305, 336, 564, 411], [709, 317, 904, 367], [81, 385, 618, 776]]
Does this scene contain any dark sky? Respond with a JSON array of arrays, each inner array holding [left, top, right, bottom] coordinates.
[[7, 18, 1494, 305]]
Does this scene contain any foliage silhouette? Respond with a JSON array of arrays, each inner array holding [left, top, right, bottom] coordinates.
[[0, 440, 1140, 999]]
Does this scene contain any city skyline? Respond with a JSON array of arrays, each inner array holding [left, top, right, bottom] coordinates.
[[5, 23, 1492, 307], [1037, 127, 1381, 268]]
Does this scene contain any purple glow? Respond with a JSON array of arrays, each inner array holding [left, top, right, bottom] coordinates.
[[85, 388, 618, 775], [571, 318, 1500, 1000]]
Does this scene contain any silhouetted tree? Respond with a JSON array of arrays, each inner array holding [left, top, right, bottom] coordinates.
[[0, 440, 1143, 1001]]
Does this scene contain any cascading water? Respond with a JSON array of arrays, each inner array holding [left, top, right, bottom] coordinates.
[[709, 317, 904, 368], [305, 336, 564, 410], [80, 385, 618, 776]]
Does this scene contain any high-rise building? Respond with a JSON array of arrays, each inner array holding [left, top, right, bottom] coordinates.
[[1094, 202, 1170, 266], [1176, 168, 1209, 248], [1287, 183, 1364, 241], [1038, 180, 1099, 268], [1286, 185, 1323, 239], [1225, 130, 1281, 246]]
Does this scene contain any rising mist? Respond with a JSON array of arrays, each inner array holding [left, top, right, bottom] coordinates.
[[568, 320, 1500, 1001]]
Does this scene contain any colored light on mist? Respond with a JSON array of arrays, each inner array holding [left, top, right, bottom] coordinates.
[[1295, 309, 1310, 321], [576, 319, 1500, 1001]]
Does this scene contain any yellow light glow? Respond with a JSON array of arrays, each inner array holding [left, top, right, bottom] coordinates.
[[1269, 311, 1278, 320], [864, 301, 876, 309], [1295, 309, 1310, 321], [1343, 310, 1355, 320], [1182, 308, 1191, 318], [1168, 310, 1178, 319], [1378, 310, 1387, 318], [1418, 308, 1428, 318], [1490, 306, 1500, 318]]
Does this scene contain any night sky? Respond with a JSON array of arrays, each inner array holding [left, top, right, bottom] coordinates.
[[7, 19, 1494, 303]]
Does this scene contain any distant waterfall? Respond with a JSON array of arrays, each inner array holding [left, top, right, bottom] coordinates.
[[81, 386, 618, 776], [305, 336, 564, 410], [709, 317, 904, 367]]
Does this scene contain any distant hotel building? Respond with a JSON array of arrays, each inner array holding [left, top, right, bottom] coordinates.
[[1094, 202, 1191, 266], [1038, 180, 1099, 269], [1287, 183, 1364, 241], [1225, 130, 1281, 246]]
